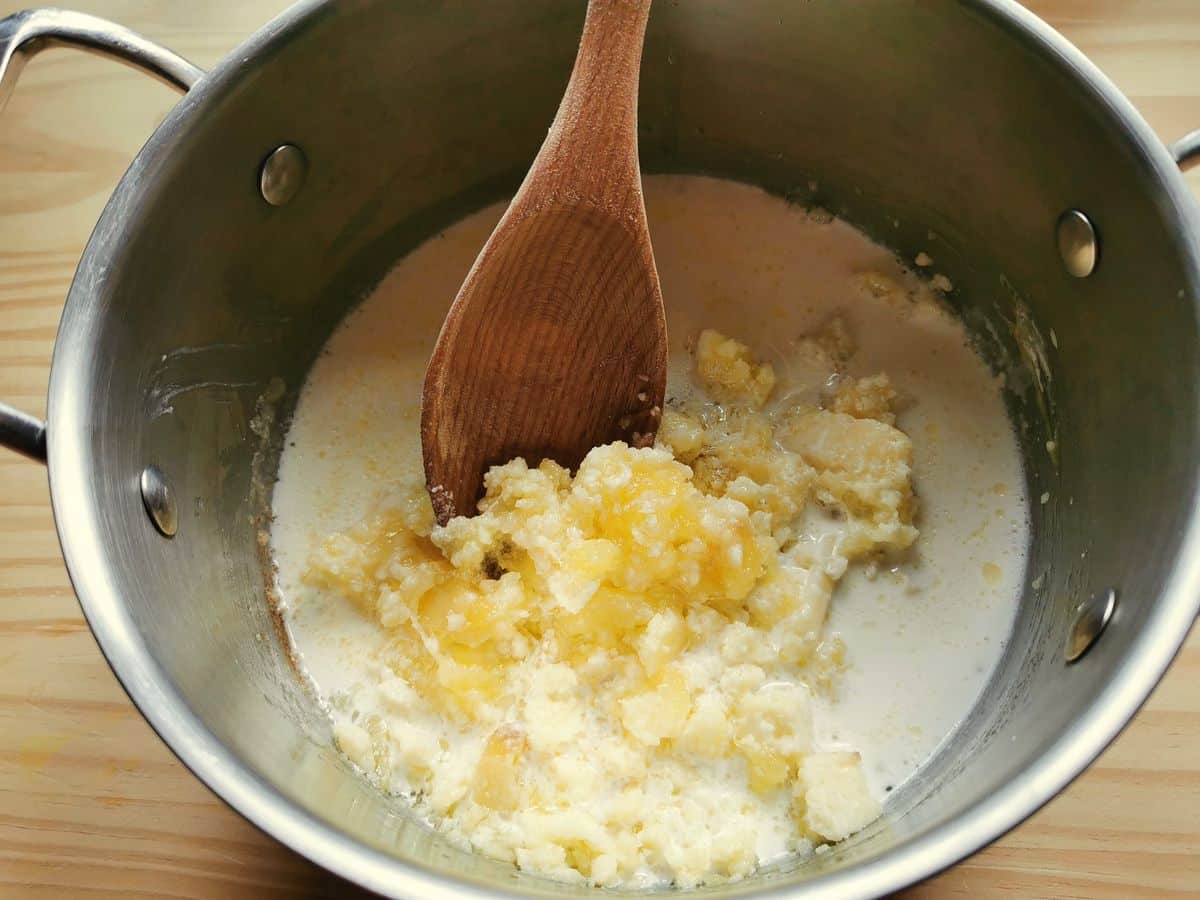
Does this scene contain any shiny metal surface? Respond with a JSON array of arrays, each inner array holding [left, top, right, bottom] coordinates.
[[0, 8, 202, 114], [259, 143, 308, 206], [6, 1, 1200, 898], [1056, 209, 1099, 277], [0, 403, 46, 461], [139, 465, 177, 538], [1171, 128, 1200, 171], [0, 7, 200, 461], [1065, 588, 1118, 663]]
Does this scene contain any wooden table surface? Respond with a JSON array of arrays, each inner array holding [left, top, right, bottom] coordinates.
[[1, 2, 1197, 897]]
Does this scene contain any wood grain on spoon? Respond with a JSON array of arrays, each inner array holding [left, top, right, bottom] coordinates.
[[421, 0, 666, 525]]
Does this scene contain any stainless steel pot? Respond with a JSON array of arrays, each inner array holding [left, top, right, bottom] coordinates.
[[2, 2, 1198, 897]]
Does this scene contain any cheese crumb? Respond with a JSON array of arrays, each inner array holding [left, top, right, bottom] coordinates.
[[798, 752, 880, 842], [830, 374, 897, 425], [695, 329, 776, 408]]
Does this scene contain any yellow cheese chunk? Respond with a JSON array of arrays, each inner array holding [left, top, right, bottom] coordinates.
[[695, 329, 777, 408]]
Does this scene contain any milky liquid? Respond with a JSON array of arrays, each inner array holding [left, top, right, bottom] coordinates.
[[272, 175, 1028, 808]]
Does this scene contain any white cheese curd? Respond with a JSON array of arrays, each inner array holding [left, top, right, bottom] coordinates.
[[270, 175, 1028, 887]]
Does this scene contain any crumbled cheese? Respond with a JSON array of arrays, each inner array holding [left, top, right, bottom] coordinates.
[[795, 316, 857, 372], [830, 374, 897, 425], [798, 752, 880, 841], [695, 329, 777, 408], [305, 327, 916, 888]]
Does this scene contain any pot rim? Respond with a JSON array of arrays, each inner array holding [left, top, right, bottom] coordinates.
[[43, 1, 1200, 897]]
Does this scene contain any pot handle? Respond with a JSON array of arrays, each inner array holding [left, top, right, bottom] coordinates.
[[0, 8, 201, 113], [0, 9, 202, 463], [1170, 129, 1200, 171]]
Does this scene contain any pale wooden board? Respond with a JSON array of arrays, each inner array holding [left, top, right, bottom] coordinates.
[[0, 2, 1196, 897]]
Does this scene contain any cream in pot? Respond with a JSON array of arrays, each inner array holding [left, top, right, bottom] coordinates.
[[272, 176, 1029, 886]]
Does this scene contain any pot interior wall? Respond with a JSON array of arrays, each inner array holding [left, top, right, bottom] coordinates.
[[54, 0, 1200, 895]]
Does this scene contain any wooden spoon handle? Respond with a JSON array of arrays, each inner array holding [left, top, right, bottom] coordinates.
[[517, 0, 652, 221], [421, 0, 665, 524]]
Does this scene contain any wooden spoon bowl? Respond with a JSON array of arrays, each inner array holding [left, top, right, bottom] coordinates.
[[421, 0, 666, 524]]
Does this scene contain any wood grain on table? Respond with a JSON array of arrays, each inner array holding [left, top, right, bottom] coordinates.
[[0, 2, 1197, 897]]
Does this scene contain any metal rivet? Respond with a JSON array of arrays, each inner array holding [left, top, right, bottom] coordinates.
[[1065, 587, 1116, 663], [140, 465, 177, 538], [259, 144, 307, 206], [1056, 209, 1099, 278]]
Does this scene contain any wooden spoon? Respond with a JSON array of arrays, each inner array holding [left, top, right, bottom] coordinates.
[[421, 0, 666, 525]]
